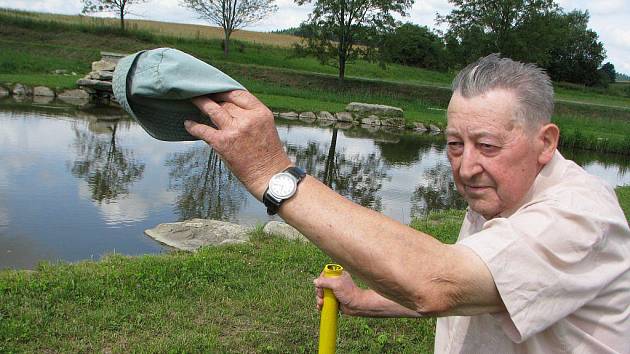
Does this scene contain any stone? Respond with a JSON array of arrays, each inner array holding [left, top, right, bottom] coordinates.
[[361, 115, 381, 126], [272, 111, 279, 118], [363, 125, 382, 134], [0, 86, 9, 97], [317, 111, 336, 121], [33, 95, 54, 105], [413, 122, 428, 132], [317, 119, 335, 127], [429, 124, 442, 133], [77, 78, 113, 92], [345, 102, 404, 118], [52, 69, 68, 75], [335, 122, 354, 130], [91, 60, 117, 72], [279, 112, 299, 120], [335, 111, 354, 122], [298, 111, 317, 122], [58, 89, 90, 100], [12, 83, 32, 96], [145, 218, 250, 251], [380, 117, 405, 128], [12, 95, 28, 103], [100, 51, 126, 63], [58, 89, 91, 106], [33, 86, 55, 97], [263, 221, 308, 242], [95, 70, 114, 80]]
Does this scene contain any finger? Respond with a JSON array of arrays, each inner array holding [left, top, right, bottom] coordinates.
[[184, 120, 219, 144], [192, 96, 233, 129], [316, 286, 323, 300], [314, 277, 335, 290], [211, 90, 262, 110]]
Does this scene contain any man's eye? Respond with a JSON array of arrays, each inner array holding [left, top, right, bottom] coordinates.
[[479, 143, 499, 152], [447, 141, 464, 153]]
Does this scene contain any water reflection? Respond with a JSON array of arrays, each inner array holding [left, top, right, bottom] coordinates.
[[374, 133, 446, 166], [411, 163, 467, 217], [1, 100, 629, 269], [70, 121, 145, 203], [562, 148, 630, 186], [167, 147, 247, 221], [287, 127, 390, 211]]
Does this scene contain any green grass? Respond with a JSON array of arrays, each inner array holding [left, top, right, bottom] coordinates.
[[0, 11, 454, 87], [1, 8, 629, 153], [0, 186, 627, 352], [616, 185, 630, 222], [0, 217, 463, 353], [555, 113, 630, 154], [555, 86, 630, 109]]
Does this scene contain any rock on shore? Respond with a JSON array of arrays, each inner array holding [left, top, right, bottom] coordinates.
[[145, 219, 250, 251]]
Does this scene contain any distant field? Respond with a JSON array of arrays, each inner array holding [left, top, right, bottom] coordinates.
[[0, 7, 302, 47], [1, 7, 629, 154]]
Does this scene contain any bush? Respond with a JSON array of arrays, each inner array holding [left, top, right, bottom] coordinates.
[[381, 23, 447, 71]]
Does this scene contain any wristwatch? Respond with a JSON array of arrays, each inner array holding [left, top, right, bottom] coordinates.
[[263, 166, 306, 215]]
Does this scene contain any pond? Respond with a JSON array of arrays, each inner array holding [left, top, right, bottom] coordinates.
[[1, 99, 629, 269]]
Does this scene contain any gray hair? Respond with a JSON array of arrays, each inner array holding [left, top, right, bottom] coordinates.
[[452, 53, 554, 130]]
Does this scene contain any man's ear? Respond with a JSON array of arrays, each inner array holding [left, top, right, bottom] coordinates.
[[537, 123, 559, 165]]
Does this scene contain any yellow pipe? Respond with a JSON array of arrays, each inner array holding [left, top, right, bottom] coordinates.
[[318, 264, 344, 354]]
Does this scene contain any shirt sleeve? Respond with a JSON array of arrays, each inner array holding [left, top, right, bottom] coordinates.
[[458, 198, 621, 343]]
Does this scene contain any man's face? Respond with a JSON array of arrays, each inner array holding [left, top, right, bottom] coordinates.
[[446, 89, 542, 219]]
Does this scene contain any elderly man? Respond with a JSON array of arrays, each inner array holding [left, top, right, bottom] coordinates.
[[184, 54, 629, 353]]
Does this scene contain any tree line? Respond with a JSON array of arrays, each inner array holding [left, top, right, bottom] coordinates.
[[81, 0, 617, 87]]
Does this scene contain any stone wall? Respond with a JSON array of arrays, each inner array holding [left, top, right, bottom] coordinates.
[[0, 52, 123, 106], [273, 102, 442, 133], [0, 54, 443, 133], [76, 51, 122, 102]]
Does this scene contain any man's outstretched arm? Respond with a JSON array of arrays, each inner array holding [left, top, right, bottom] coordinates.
[[185, 91, 504, 317]]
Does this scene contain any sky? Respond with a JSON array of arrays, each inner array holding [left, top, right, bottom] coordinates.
[[1, 0, 628, 74]]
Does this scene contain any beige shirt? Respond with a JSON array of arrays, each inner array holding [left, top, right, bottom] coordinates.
[[435, 151, 630, 353]]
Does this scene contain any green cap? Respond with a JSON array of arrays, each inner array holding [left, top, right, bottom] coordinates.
[[112, 47, 246, 141]]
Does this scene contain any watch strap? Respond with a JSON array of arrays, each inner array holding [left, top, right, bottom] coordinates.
[[263, 167, 306, 215]]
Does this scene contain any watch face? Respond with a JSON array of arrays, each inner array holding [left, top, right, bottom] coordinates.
[[268, 172, 297, 200]]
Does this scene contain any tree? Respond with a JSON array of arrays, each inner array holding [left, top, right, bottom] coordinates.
[[167, 147, 246, 220], [81, 0, 149, 31], [294, 0, 414, 82], [599, 62, 616, 84], [438, 1, 607, 86], [181, 0, 278, 56], [544, 10, 606, 86], [70, 122, 145, 203], [381, 23, 447, 70], [437, 0, 559, 66]]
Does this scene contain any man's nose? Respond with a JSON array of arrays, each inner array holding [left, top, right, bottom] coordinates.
[[459, 146, 483, 180]]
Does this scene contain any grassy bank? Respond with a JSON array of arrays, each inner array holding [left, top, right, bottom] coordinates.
[[616, 185, 630, 222], [2, 185, 628, 352], [1, 9, 630, 153], [0, 213, 463, 353]]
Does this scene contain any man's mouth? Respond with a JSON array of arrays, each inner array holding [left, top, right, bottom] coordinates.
[[464, 185, 491, 194]]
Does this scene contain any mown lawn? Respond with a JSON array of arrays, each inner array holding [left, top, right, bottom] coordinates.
[[0, 180, 627, 352], [0, 212, 464, 353]]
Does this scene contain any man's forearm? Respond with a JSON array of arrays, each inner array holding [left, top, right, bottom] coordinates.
[[280, 176, 502, 315], [349, 289, 424, 318]]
